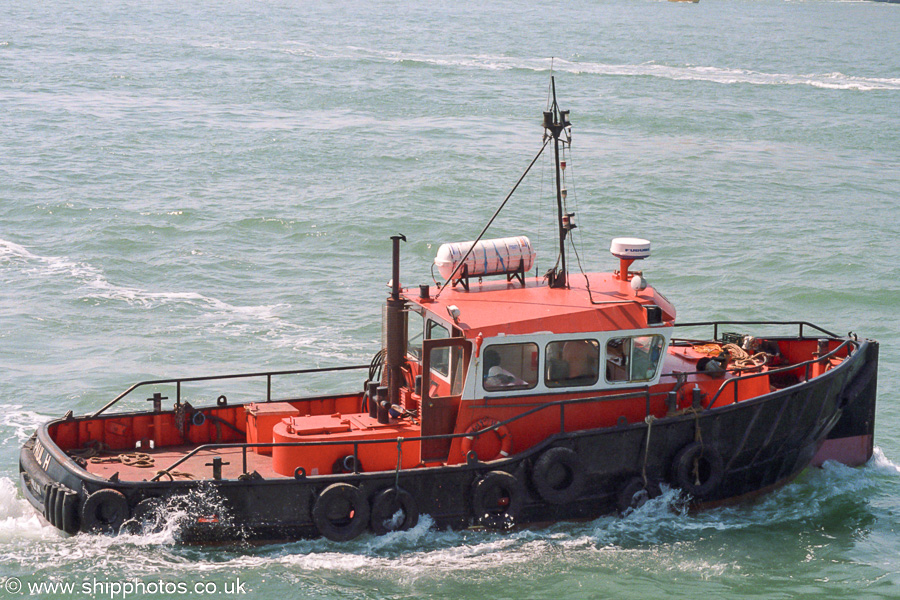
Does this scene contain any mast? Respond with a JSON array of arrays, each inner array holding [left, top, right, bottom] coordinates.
[[542, 76, 572, 288]]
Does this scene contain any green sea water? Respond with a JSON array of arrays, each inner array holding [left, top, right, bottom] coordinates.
[[2, 0, 899, 598]]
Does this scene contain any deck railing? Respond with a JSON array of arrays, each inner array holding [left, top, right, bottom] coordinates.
[[151, 386, 661, 481], [92, 364, 371, 417], [151, 335, 861, 481], [84, 318, 857, 481], [672, 319, 840, 341]]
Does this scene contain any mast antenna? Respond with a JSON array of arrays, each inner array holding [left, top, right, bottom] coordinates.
[[542, 76, 573, 288]]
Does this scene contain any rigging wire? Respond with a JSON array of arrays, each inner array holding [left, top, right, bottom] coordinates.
[[433, 137, 551, 299]]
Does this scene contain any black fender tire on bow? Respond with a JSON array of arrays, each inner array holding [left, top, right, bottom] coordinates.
[[312, 483, 370, 542], [370, 487, 419, 535], [81, 488, 130, 534], [616, 476, 662, 515], [672, 441, 725, 498], [531, 446, 586, 505], [471, 470, 522, 529]]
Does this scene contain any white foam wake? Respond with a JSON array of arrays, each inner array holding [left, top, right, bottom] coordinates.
[[0, 405, 52, 447], [0, 237, 284, 318], [0, 477, 59, 544], [292, 48, 900, 91]]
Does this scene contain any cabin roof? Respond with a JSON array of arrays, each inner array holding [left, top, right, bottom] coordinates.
[[403, 272, 676, 338]]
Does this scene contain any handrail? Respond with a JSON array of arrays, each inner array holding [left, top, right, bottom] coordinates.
[[703, 338, 857, 410], [672, 320, 840, 340], [147, 327, 861, 480], [151, 386, 661, 480], [92, 364, 370, 417]]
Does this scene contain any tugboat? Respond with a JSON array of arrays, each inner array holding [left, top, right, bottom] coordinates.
[[19, 80, 878, 543]]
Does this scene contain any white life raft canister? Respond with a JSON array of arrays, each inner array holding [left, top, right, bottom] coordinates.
[[434, 236, 535, 280]]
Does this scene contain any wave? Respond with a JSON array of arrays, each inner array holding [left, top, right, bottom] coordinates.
[[0, 405, 52, 447], [294, 48, 900, 91], [0, 478, 60, 544], [0, 237, 284, 317], [1, 238, 368, 364], [868, 446, 900, 475], [0, 453, 886, 581]]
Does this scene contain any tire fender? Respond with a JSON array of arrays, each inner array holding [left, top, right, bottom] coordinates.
[[616, 476, 662, 516], [81, 488, 130, 534], [312, 483, 370, 542], [531, 447, 586, 505], [672, 442, 724, 498], [370, 487, 419, 535], [471, 470, 522, 529]]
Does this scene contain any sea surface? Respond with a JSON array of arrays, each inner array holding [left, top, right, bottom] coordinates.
[[2, 0, 899, 598]]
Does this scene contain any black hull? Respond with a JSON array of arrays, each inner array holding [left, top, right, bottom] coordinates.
[[20, 340, 878, 543]]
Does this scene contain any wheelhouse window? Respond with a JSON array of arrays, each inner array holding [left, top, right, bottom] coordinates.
[[606, 335, 666, 383], [482, 342, 538, 391], [427, 320, 451, 376], [407, 310, 424, 360], [545, 339, 600, 388]]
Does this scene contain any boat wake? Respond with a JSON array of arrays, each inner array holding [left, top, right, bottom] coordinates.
[[0, 238, 362, 361], [0, 238, 284, 316], [282, 46, 900, 92], [0, 406, 52, 448], [0, 452, 890, 585], [0, 478, 60, 545]]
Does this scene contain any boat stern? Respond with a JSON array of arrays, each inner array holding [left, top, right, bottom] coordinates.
[[19, 431, 83, 534]]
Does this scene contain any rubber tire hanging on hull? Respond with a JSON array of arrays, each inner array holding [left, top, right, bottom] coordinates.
[[312, 483, 371, 542], [369, 487, 419, 535], [531, 447, 586, 505], [672, 442, 724, 499], [123, 497, 166, 534], [616, 476, 662, 516], [471, 471, 522, 530], [81, 488, 130, 534]]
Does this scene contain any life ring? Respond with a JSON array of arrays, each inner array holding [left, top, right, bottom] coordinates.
[[531, 447, 586, 505], [460, 418, 513, 461], [370, 487, 419, 535], [81, 488, 130, 534], [471, 470, 522, 529], [312, 483, 371, 542], [672, 442, 724, 498], [616, 476, 662, 516]]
